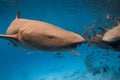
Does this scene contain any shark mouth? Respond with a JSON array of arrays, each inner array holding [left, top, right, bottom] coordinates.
[[106, 40, 120, 51], [101, 38, 120, 51]]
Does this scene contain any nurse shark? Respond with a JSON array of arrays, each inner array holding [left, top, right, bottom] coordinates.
[[0, 12, 86, 52], [102, 19, 120, 42], [102, 19, 120, 51], [89, 19, 120, 51]]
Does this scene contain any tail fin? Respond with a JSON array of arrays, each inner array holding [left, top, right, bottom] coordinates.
[[16, 11, 20, 19]]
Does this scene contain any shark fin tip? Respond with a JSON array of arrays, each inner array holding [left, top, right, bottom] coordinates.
[[16, 11, 20, 19]]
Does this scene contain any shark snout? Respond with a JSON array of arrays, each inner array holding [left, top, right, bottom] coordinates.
[[102, 36, 115, 43], [102, 37, 111, 42], [102, 37, 109, 42], [81, 37, 86, 42]]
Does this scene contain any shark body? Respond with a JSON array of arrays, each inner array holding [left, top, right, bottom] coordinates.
[[0, 12, 85, 52]]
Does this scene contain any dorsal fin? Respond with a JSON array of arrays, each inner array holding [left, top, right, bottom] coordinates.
[[98, 27, 109, 33], [115, 18, 120, 25], [16, 11, 20, 19]]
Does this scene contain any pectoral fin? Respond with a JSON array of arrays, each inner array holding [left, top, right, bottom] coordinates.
[[0, 34, 17, 41], [0, 34, 19, 47]]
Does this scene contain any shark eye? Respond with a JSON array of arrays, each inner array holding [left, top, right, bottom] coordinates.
[[47, 35, 55, 39], [113, 37, 118, 39], [41, 34, 55, 39]]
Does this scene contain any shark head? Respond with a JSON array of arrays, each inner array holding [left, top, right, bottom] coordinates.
[[102, 26, 120, 43]]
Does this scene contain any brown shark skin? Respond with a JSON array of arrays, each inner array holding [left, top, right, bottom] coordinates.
[[4, 17, 85, 52], [102, 25, 120, 43]]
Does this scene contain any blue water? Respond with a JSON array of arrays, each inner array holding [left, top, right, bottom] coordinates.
[[0, 0, 120, 80]]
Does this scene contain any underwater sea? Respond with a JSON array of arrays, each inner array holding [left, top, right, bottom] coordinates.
[[0, 0, 120, 80]]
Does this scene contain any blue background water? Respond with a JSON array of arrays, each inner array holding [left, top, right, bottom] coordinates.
[[0, 0, 120, 80]]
